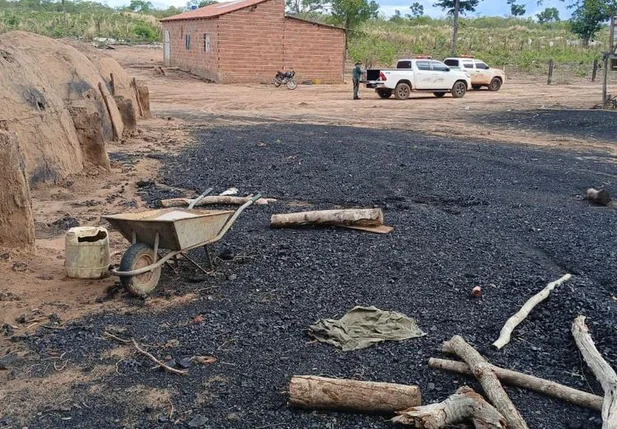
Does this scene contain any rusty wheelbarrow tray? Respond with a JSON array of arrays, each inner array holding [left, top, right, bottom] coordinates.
[[103, 194, 261, 296]]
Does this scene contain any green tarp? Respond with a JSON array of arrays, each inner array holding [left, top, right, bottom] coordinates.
[[308, 306, 426, 351]]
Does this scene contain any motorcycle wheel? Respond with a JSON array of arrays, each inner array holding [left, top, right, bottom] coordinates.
[[273, 80, 281, 87], [286, 79, 298, 90]]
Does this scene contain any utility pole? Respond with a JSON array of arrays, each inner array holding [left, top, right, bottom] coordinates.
[[604, 15, 615, 106], [62, 0, 68, 36], [450, 0, 460, 56]]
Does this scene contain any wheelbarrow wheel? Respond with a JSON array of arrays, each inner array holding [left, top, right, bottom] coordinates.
[[119, 243, 162, 297]]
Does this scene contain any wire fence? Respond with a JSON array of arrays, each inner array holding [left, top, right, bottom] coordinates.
[[502, 61, 617, 85]]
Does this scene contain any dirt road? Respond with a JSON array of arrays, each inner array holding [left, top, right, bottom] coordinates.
[[116, 45, 617, 154]]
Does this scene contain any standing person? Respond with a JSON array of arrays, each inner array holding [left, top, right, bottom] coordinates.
[[352, 61, 363, 100]]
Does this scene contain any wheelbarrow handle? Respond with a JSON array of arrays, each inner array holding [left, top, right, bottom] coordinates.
[[205, 194, 263, 244], [188, 187, 214, 209]]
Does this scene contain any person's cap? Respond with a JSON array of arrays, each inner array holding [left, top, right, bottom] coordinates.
[[355, 61, 361, 65]]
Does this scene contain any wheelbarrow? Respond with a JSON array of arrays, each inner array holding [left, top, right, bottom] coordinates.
[[103, 193, 261, 296]]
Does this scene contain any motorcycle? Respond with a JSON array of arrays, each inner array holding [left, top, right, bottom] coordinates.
[[273, 70, 297, 90]]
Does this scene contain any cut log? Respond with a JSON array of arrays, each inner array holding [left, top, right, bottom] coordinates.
[[160, 195, 276, 208], [0, 130, 34, 251], [442, 336, 529, 429], [429, 357, 602, 411], [587, 188, 612, 206], [492, 274, 572, 350], [271, 209, 384, 228], [572, 316, 617, 428], [392, 386, 506, 429], [288, 375, 421, 414]]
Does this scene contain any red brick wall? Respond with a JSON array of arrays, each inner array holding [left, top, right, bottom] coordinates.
[[216, 0, 285, 83], [283, 18, 345, 84], [161, 0, 346, 83], [162, 19, 219, 81]]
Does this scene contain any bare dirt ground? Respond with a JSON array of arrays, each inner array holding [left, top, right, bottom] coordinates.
[[1, 44, 616, 424]]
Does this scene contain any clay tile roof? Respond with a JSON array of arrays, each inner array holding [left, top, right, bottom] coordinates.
[[160, 0, 270, 21]]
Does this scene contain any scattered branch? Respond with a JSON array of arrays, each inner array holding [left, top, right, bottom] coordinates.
[[103, 331, 131, 344], [104, 331, 187, 375], [429, 357, 602, 411], [442, 336, 528, 429], [492, 274, 572, 349], [572, 316, 617, 428], [131, 339, 188, 376], [392, 386, 506, 429]]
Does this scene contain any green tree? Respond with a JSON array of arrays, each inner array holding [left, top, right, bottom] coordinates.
[[568, 0, 617, 45], [329, 0, 379, 30], [507, 0, 526, 16], [433, 0, 482, 55], [128, 0, 153, 12], [536, 7, 560, 23], [389, 9, 405, 22], [285, 0, 325, 14], [433, 0, 480, 14], [186, 0, 217, 9], [409, 1, 424, 16]]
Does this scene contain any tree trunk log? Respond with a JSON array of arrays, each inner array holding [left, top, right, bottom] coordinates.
[[392, 386, 506, 429], [271, 209, 384, 228], [429, 357, 602, 411], [160, 195, 276, 208], [288, 375, 421, 414], [572, 316, 617, 428], [442, 336, 529, 429], [492, 274, 572, 349]]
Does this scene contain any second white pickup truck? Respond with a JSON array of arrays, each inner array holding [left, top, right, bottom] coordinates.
[[366, 59, 472, 100]]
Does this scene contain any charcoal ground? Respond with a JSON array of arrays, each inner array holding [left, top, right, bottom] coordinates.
[[13, 122, 617, 429], [480, 109, 617, 142]]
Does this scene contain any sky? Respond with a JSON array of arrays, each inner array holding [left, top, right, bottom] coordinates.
[[379, 0, 571, 19], [105, 0, 573, 19]]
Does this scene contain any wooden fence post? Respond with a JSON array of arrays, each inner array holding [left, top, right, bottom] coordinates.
[[547, 59, 554, 85], [592, 59, 599, 82]]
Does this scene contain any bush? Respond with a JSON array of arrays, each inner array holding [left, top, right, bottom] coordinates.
[[133, 22, 158, 40]]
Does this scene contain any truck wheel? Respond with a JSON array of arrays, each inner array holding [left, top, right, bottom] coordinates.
[[488, 77, 502, 91], [377, 89, 392, 99], [394, 83, 411, 100], [451, 81, 467, 98], [433, 92, 446, 98]]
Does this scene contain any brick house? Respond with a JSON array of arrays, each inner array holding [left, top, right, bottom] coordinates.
[[160, 0, 346, 83]]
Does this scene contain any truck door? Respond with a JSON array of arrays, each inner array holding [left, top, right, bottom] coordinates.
[[474, 61, 492, 85], [430, 61, 450, 88], [414, 60, 432, 89], [461, 60, 475, 83]]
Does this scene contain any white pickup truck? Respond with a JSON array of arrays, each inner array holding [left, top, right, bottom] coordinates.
[[365, 59, 472, 100]]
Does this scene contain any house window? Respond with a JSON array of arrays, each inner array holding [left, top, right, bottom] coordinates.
[[204, 34, 211, 52], [185, 34, 191, 50]]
